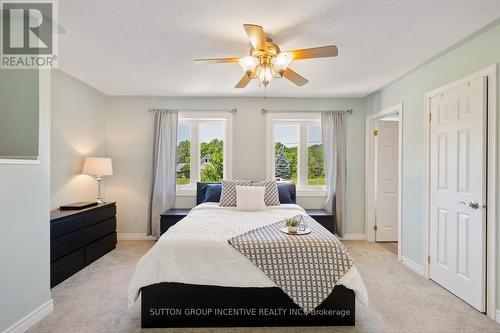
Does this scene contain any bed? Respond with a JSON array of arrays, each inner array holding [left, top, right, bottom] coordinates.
[[129, 182, 367, 328]]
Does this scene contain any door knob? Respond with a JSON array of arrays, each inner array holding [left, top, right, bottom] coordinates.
[[469, 201, 480, 209], [458, 201, 480, 209]]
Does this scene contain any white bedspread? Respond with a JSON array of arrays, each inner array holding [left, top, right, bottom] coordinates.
[[128, 203, 368, 307]]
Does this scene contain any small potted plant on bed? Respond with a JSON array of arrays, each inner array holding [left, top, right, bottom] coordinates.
[[285, 216, 300, 234]]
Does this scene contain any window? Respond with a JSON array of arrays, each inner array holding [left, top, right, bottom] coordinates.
[[176, 113, 233, 194], [267, 113, 326, 194], [307, 125, 325, 186]]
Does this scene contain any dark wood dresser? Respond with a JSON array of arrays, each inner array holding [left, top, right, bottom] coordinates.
[[50, 202, 117, 287]]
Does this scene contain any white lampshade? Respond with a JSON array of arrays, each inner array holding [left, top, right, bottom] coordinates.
[[82, 157, 113, 176]]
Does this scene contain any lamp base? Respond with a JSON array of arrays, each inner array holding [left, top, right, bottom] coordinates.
[[96, 177, 105, 205]]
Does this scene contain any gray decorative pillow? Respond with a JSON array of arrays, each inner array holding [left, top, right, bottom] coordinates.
[[252, 180, 280, 206], [219, 180, 252, 206]]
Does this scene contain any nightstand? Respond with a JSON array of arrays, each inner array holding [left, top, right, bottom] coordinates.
[[160, 208, 190, 235], [306, 209, 335, 233]]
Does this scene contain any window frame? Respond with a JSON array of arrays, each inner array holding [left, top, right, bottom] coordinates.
[[266, 112, 326, 196], [176, 112, 233, 196]]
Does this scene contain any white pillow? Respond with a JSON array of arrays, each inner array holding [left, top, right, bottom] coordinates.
[[236, 186, 266, 211]]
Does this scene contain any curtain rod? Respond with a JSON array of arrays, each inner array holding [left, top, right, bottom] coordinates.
[[149, 108, 237, 113], [261, 108, 352, 114]]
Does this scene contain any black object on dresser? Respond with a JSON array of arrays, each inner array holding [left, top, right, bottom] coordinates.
[[160, 208, 190, 235], [306, 209, 335, 233], [50, 202, 117, 287]]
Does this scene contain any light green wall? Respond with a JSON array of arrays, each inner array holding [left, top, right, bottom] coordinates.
[[0, 71, 51, 331], [365, 21, 500, 276], [51, 70, 107, 210], [0, 70, 39, 159], [104, 96, 366, 235]]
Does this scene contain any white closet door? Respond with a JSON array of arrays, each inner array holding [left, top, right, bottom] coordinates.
[[375, 121, 399, 242], [429, 77, 487, 311]]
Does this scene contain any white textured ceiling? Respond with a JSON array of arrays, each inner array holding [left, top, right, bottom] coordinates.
[[58, 0, 500, 97]]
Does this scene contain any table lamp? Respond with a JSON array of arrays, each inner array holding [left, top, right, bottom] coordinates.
[[82, 157, 113, 204]]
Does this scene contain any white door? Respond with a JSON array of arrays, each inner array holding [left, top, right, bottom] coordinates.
[[375, 120, 399, 242], [429, 77, 487, 311]]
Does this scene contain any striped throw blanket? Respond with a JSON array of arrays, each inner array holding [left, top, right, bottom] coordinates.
[[229, 214, 354, 313]]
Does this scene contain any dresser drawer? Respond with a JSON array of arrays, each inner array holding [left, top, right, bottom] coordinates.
[[51, 229, 85, 261], [50, 202, 117, 288], [83, 217, 116, 245], [50, 248, 85, 287], [85, 232, 117, 264], [84, 205, 116, 227], [51, 215, 85, 240]]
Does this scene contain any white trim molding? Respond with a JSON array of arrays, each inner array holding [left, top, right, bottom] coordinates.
[[364, 103, 404, 261], [401, 256, 425, 277], [117, 233, 157, 241], [423, 64, 497, 320], [495, 310, 500, 324], [339, 233, 366, 240], [0, 158, 40, 165], [2, 299, 53, 333]]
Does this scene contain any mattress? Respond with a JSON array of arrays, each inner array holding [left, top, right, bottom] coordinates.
[[128, 203, 368, 307]]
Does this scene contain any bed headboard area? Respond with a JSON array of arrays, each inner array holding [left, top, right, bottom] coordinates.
[[196, 182, 221, 205], [196, 182, 296, 205]]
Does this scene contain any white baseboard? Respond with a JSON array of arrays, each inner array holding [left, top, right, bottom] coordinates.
[[340, 233, 365, 240], [117, 233, 157, 241], [2, 299, 53, 333], [401, 256, 425, 277]]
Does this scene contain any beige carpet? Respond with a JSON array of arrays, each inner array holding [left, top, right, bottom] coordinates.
[[28, 240, 500, 333], [377, 242, 398, 255]]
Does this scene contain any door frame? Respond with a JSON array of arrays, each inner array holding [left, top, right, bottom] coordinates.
[[423, 64, 497, 319], [365, 103, 404, 260]]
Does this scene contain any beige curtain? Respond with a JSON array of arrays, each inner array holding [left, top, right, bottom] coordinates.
[[321, 112, 347, 237], [148, 109, 178, 237]]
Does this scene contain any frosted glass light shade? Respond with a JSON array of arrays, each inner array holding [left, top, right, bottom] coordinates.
[[272, 53, 292, 74], [82, 157, 113, 176], [258, 63, 273, 86], [239, 56, 259, 75]]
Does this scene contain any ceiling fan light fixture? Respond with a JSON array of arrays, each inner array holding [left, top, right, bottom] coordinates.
[[196, 24, 338, 89], [239, 56, 259, 77], [272, 53, 293, 76]]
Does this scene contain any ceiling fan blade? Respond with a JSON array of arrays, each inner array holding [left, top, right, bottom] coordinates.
[[243, 24, 268, 51], [235, 75, 251, 88], [283, 68, 309, 86], [195, 57, 240, 64], [286, 45, 338, 60]]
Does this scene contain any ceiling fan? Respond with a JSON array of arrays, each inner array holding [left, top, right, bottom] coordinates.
[[194, 24, 338, 89]]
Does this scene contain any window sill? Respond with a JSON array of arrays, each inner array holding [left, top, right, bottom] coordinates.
[[176, 188, 196, 197], [296, 189, 327, 197]]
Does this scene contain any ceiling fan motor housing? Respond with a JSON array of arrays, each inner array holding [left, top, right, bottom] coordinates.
[[250, 38, 281, 59]]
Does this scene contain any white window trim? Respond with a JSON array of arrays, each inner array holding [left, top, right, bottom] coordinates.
[[176, 112, 233, 196], [266, 112, 326, 196]]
